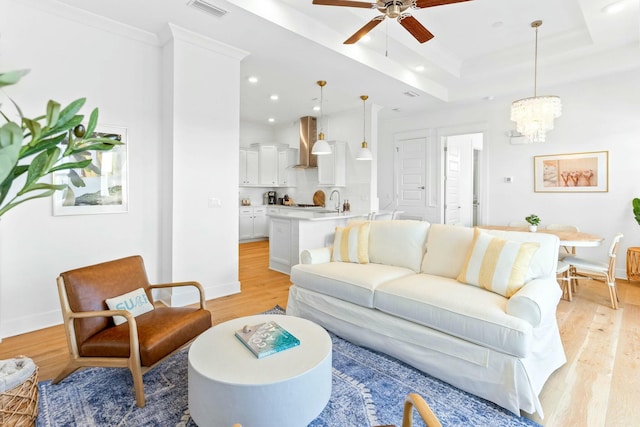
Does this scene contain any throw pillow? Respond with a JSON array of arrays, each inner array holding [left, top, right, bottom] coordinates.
[[331, 221, 371, 264], [105, 288, 154, 325], [457, 228, 540, 298]]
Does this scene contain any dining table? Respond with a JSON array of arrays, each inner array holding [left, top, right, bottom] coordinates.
[[478, 226, 604, 248]]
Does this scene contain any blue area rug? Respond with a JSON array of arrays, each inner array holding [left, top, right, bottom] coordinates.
[[37, 307, 540, 426]]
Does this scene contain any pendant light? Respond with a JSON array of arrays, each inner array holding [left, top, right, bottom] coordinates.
[[311, 80, 331, 155], [355, 95, 373, 161], [510, 20, 562, 143]]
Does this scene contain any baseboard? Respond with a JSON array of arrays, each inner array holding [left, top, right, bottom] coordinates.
[[157, 280, 241, 307], [1, 308, 62, 340]]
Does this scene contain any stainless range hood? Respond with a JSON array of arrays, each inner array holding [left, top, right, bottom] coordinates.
[[294, 116, 318, 169]]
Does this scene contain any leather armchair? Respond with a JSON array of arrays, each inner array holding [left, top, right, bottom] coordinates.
[[53, 255, 212, 407]]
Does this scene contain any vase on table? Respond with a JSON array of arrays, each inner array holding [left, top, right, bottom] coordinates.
[[529, 225, 537, 232]]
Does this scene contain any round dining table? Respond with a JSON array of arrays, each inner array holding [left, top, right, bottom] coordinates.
[[478, 226, 604, 247]]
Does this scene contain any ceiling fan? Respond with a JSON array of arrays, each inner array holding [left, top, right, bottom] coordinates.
[[312, 0, 472, 44]]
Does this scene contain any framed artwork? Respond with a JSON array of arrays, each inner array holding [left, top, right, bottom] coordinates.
[[52, 125, 128, 215], [534, 151, 608, 193]]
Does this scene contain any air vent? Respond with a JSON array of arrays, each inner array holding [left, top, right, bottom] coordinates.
[[188, 0, 228, 18], [403, 91, 420, 98]]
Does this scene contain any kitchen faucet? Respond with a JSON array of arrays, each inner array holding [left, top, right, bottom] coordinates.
[[329, 190, 341, 213]]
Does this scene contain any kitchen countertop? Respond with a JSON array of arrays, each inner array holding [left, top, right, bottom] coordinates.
[[266, 206, 366, 221]]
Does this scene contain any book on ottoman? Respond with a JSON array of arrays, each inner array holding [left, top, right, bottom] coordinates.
[[234, 320, 300, 358]]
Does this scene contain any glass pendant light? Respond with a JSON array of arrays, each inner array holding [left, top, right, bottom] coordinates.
[[311, 80, 331, 155], [356, 95, 372, 161], [510, 20, 562, 143]]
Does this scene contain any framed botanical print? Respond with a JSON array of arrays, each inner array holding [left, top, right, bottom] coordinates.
[[52, 125, 128, 215]]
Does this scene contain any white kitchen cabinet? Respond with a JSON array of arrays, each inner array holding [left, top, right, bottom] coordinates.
[[317, 141, 346, 187], [259, 145, 278, 186], [269, 217, 292, 273], [278, 148, 298, 186], [239, 206, 268, 240], [239, 148, 259, 186]]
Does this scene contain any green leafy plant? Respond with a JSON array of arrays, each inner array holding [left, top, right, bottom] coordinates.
[[525, 214, 541, 226], [0, 70, 121, 217], [633, 198, 640, 226]]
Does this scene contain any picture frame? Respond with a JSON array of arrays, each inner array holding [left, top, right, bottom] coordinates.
[[534, 151, 608, 193], [52, 125, 128, 215]]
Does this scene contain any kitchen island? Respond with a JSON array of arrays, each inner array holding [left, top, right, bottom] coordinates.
[[267, 206, 366, 274]]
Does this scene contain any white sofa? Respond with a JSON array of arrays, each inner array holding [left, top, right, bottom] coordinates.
[[286, 220, 566, 418]]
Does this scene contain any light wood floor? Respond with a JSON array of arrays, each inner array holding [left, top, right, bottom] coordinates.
[[1, 240, 638, 426]]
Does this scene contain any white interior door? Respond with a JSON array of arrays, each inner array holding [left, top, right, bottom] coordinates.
[[444, 142, 462, 225], [444, 134, 478, 227], [397, 137, 427, 210]]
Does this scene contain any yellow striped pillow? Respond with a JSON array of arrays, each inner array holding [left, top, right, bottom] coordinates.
[[457, 228, 540, 298], [331, 222, 371, 264]]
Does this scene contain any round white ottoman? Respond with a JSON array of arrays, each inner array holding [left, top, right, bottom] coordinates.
[[188, 314, 332, 427]]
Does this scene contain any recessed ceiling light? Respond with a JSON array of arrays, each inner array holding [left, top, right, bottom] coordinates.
[[362, 35, 372, 43], [268, 118, 275, 123], [484, 95, 495, 101], [247, 76, 258, 84], [602, 1, 626, 14], [313, 105, 320, 112], [415, 65, 425, 72], [270, 94, 279, 101]]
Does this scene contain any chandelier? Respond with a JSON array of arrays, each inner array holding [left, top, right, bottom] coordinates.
[[510, 20, 561, 143]]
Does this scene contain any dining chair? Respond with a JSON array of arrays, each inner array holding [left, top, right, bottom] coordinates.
[[54, 255, 212, 407], [563, 233, 623, 309]]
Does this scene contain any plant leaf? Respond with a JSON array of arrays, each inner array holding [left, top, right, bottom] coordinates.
[[45, 100, 61, 130], [48, 158, 92, 174], [0, 122, 23, 183], [0, 188, 57, 217], [85, 108, 99, 138], [19, 133, 66, 159], [0, 70, 30, 88], [20, 150, 50, 194], [54, 98, 85, 129]]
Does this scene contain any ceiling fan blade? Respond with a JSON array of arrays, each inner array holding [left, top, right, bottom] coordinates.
[[312, 0, 374, 9], [414, 0, 472, 9], [398, 15, 434, 43], [344, 16, 385, 44]]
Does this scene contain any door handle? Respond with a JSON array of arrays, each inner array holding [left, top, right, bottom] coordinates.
[[418, 186, 425, 189]]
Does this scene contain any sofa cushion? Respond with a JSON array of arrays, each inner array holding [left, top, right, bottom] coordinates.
[[457, 229, 540, 298], [332, 221, 370, 264], [421, 224, 474, 278], [374, 274, 533, 357], [367, 220, 430, 272], [290, 262, 415, 308]]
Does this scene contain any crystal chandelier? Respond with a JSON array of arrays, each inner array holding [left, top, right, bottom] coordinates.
[[510, 20, 561, 143]]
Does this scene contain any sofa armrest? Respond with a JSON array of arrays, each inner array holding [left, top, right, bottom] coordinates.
[[300, 247, 332, 264], [506, 278, 562, 327]]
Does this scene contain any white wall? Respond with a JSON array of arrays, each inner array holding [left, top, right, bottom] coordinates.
[[379, 69, 640, 278], [0, 0, 245, 337]]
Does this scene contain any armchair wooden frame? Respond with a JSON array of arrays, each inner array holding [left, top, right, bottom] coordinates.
[[376, 393, 442, 427], [54, 275, 209, 407]]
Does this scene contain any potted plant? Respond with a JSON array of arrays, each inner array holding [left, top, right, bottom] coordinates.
[[525, 214, 541, 232], [633, 198, 640, 227], [0, 69, 120, 218]]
